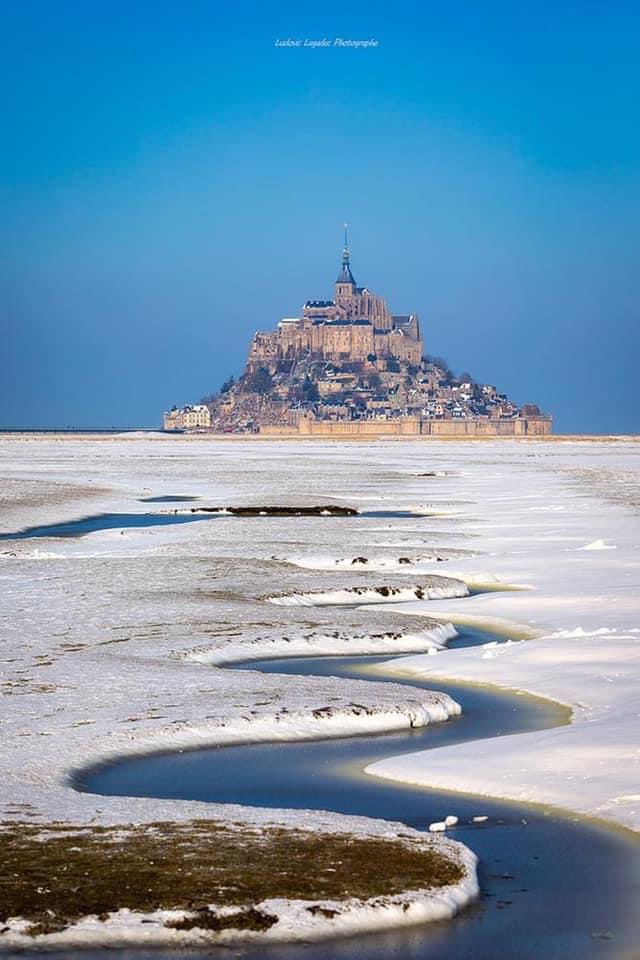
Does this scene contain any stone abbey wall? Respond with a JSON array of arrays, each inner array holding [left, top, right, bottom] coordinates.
[[247, 245, 423, 368], [260, 416, 553, 438]]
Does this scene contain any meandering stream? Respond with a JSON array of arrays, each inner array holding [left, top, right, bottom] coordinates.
[[80, 627, 640, 960]]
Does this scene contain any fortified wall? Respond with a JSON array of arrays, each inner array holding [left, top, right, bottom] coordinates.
[[260, 416, 553, 438]]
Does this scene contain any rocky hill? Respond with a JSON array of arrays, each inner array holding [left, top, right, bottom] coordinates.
[[165, 236, 548, 435], [203, 353, 540, 434]]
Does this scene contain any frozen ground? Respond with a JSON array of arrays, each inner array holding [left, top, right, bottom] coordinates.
[[0, 434, 639, 942]]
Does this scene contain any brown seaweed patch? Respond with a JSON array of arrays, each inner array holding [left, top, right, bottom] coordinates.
[[0, 821, 462, 937], [166, 906, 277, 933], [191, 505, 358, 517]]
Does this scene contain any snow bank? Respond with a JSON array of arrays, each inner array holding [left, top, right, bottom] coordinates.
[[267, 579, 469, 606], [366, 626, 640, 828], [184, 622, 458, 665], [79, 691, 461, 774], [279, 551, 473, 572]]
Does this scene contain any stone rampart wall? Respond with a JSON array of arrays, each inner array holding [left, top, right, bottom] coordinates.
[[260, 416, 552, 438]]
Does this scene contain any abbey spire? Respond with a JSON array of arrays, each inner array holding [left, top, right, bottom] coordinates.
[[335, 224, 356, 296]]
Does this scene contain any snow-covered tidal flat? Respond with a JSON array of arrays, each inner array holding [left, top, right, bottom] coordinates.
[[1, 434, 639, 954]]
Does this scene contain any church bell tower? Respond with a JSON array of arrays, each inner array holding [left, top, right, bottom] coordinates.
[[335, 224, 357, 302]]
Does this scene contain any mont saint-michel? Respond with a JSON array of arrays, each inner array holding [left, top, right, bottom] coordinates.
[[165, 234, 552, 437]]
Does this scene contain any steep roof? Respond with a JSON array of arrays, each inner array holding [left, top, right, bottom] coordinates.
[[337, 260, 356, 284]]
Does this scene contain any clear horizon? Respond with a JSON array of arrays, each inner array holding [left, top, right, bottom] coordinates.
[[3, 1, 639, 434]]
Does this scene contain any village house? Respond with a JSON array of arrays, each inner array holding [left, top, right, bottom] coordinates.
[[163, 404, 212, 431]]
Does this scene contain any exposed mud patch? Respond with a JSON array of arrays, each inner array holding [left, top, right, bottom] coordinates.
[[0, 820, 462, 937], [191, 505, 358, 517]]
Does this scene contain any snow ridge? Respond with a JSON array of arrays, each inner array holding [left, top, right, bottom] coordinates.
[[280, 552, 473, 572], [267, 579, 469, 606], [77, 692, 462, 774], [183, 622, 458, 665]]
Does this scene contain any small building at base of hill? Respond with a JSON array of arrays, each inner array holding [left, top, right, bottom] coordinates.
[[164, 404, 212, 431]]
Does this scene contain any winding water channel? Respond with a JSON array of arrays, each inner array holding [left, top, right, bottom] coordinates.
[[80, 626, 640, 960]]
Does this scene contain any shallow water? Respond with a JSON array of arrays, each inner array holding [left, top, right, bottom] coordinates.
[[0, 509, 432, 540], [0, 512, 222, 539], [138, 495, 201, 503], [78, 629, 640, 960]]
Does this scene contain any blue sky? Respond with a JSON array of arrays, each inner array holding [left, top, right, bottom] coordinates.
[[2, 0, 639, 432]]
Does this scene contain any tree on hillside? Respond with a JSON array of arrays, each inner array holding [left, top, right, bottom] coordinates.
[[425, 355, 455, 382], [387, 357, 400, 373], [220, 376, 235, 394], [301, 376, 319, 401], [246, 367, 273, 395]]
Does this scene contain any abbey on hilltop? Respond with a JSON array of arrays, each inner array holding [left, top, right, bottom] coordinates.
[[248, 228, 423, 368], [164, 232, 552, 437]]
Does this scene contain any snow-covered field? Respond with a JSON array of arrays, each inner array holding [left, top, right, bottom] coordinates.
[[1, 433, 639, 944]]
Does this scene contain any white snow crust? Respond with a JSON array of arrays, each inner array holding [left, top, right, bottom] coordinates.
[[267, 580, 469, 606], [280, 550, 474, 572], [184, 621, 458, 665], [1, 433, 639, 945]]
